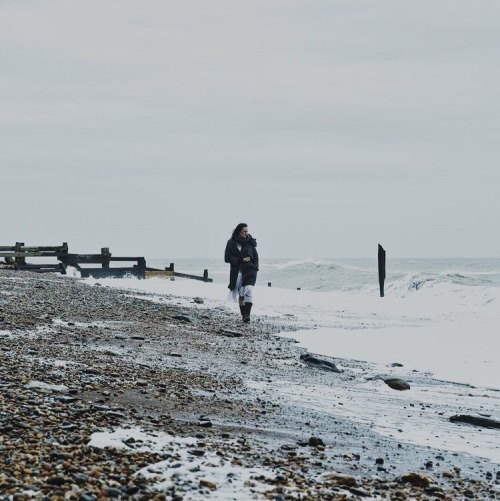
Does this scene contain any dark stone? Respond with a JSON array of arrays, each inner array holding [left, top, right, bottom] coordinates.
[[46, 476, 67, 486], [54, 396, 79, 404], [384, 378, 410, 391], [375, 458, 384, 465], [189, 449, 205, 456], [193, 297, 204, 304], [198, 420, 213, 428], [300, 354, 342, 373], [131, 335, 146, 340], [349, 487, 371, 497], [449, 415, 500, 429], [79, 493, 97, 501], [59, 423, 79, 431], [106, 411, 126, 419], [105, 487, 122, 498], [400, 473, 433, 488], [308, 436, 325, 447], [74, 473, 89, 485], [168, 352, 182, 357], [220, 329, 243, 338], [173, 315, 198, 324], [390, 363, 404, 367]]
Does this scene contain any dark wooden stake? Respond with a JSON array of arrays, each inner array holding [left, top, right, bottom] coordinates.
[[378, 244, 386, 297]]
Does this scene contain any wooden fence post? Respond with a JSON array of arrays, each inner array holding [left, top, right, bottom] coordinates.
[[378, 244, 386, 297]]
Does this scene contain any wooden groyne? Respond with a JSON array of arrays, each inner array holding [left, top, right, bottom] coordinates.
[[0, 243, 212, 282], [146, 263, 212, 282]]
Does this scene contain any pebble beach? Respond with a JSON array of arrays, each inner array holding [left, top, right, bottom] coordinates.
[[0, 270, 498, 500]]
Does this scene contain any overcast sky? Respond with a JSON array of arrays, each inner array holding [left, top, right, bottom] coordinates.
[[1, 1, 499, 259]]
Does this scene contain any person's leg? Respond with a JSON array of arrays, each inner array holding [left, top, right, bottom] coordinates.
[[238, 295, 245, 318], [243, 285, 253, 322], [236, 273, 245, 318]]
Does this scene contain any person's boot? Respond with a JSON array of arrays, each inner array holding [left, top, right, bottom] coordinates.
[[243, 302, 252, 323], [239, 297, 245, 319]]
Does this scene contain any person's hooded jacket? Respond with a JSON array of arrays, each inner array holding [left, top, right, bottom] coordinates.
[[224, 234, 259, 290]]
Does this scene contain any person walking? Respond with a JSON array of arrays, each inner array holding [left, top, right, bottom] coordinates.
[[224, 223, 259, 322]]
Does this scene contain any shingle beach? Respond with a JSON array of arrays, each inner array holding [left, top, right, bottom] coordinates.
[[0, 270, 498, 500]]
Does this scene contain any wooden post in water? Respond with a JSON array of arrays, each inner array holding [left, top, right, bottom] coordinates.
[[101, 248, 110, 269], [378, 244, 386, 297], [15, 242, 26, 265]]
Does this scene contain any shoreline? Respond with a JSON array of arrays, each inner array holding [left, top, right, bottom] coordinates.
[[0, 270, 498, 499]]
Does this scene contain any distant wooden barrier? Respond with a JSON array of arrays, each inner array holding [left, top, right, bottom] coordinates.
[[145, 262, 213, 282], [0, 243, 146, 278], [60, 248, 146, 279], [1, 244, 212, 282], [0, 242, 69, 274]]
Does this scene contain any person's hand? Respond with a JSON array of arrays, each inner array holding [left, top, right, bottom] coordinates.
[[243, 257, 251, 262]]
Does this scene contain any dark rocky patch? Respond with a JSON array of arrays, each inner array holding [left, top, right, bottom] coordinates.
[[300, 353, 342, 373], [384, 378, 411, 391], [449, 414, 500, 429], [220, 329, 243, 338], [173, 314, 198, 324]]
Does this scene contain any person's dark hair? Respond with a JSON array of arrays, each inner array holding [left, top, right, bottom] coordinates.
[[232, 223, 248, 239]]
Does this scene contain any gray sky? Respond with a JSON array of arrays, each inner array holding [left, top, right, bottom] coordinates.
[[1, 1, 499, 258]]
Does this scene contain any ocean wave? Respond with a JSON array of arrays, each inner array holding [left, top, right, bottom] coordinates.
[[385, 273, 437, 296], [383, 271, 497, 299], [263, 259, 333, 270]]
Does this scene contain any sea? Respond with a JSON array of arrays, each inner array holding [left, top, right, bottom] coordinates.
[[76, 257, 500, 463], [148, 257, 500, 293]]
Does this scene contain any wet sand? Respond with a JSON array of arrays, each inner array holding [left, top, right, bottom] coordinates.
[[0, 270, 498, 500]]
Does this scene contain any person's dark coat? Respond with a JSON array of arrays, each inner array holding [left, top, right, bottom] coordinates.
[[224, 234, 259, 290]]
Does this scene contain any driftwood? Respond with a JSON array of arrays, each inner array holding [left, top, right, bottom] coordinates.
[[449, 414, 500, 429]]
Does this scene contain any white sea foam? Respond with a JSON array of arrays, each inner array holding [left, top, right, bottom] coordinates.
[[89, 427, 276, 498]]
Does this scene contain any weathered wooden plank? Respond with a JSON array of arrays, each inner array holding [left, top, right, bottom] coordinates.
[[0, 252, 67, 258], [145, 270, 175, 279], [174, 271, 213, 283]]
